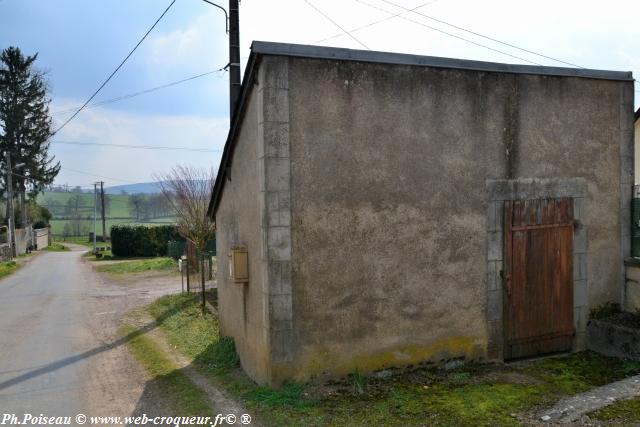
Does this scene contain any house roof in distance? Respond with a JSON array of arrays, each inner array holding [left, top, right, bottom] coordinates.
[[207, 41, 635, 217], [635, 107, 640, 122]]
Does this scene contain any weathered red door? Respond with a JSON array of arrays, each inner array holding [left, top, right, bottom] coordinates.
[[503, 198, 574, 360]]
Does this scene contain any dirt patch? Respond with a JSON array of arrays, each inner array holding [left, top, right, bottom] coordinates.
[[77, 257, 184, 419]]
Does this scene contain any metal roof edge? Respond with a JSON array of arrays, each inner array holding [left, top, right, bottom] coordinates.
[[209, 41, 635, 217], [251, 41, 633, 82]]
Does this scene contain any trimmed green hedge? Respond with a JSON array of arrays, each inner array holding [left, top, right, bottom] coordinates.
[[111, 225, 182, 257]]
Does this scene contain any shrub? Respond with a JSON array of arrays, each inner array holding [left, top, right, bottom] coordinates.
[[33, 220, 48, 229], [111, 224, 182, 257]]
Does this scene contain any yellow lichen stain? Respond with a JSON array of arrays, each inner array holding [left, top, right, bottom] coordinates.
[[271, 336, 485, 385]]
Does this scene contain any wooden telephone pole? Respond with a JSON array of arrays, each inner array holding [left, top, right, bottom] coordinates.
[[229, 0, 241, 117], [100, 181, 106, 242], [5, 153, 15, 258], [93, 182, 97, 253]]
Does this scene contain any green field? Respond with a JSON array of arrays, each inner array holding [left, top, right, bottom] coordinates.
[[38, 191, 175, 237], [38, 191, 133, 217]]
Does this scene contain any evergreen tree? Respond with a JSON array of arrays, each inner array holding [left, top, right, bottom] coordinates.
[[0, 46, 60, 225]]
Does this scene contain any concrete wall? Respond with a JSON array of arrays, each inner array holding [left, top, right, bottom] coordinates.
[[216, 54, 634, 386], [35, 228, 49, 249], [14, 228, 29, 255], [215, 82, 271, 384], [285, 58, 633, 381], [635, 115, 639, 184], [216, 56, 296, 385], [626, 261, 640, 311]]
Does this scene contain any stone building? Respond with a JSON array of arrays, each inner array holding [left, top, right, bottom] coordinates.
[[636, 108, 640, 184], [208, 41, 635, 386]]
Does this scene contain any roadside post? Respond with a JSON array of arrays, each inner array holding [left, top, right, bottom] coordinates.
[[186, 254, 190, 293], [180, 255, 186, 294]]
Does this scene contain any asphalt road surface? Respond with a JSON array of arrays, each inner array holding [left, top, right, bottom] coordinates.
[[0, 246, 179, 421]]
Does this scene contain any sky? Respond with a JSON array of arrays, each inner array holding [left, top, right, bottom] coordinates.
[[0, 0, 638, 188]]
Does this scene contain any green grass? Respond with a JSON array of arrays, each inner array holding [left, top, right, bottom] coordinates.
[[39, 191, 133, 217], [40, 190, 176, 236], [95, 257, 176, 274], [54, 235, 109, 247], [43, 242, 70, 251], [589, 396, 640, 422], [119, 322, 214, 417], [516, 353, 640, 395], [17, 252, 35, 258], [140, 294, 640, 427], [82, 246, 114, 260], [0, 261, 18, 279]]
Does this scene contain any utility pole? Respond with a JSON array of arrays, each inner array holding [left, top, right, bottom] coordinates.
[[5, 153, 15, 258], [200, 0, 239, 117], [93, 182, 97, 253], [100, 181, 106, 242], [229, 0, 241, 117]]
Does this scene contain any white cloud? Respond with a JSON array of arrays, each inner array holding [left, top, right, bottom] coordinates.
[[46, 0, 640, 187], [146, 9, 227, 77], [49, 100, 228, 187]]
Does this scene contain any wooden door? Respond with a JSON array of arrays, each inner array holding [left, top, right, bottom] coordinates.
[[503, 198, 574, 360]]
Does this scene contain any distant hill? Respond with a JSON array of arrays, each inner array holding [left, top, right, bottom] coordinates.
[[104, 182, 164, 195]]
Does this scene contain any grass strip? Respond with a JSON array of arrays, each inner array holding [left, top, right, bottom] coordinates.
[[120, 322, 214, 417], [144, 294, 640, 427], [96, 257, 176, 274], [43, 243, 70, 251], [0, 261, 18, 279], [588, 396, 640, 422]]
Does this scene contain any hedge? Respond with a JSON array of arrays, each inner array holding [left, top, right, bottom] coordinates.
[[111, 224, 182, 257]]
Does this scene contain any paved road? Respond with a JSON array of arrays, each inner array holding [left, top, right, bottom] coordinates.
[[0, 247, 179, 420], [0, 249, 92, 417]]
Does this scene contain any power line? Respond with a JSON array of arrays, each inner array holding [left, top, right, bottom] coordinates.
[[51, 140, 221, 153], [61, 167, 138, 184], [304, 0, 371, 50], [51, 0, 177, 136], [355, 0, 542, 65], [316, 1, 437, 44], [53, 68, 227, 116], [377, 0, 584, 68]]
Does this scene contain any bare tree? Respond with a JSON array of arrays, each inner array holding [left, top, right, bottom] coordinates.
[[127, 193, 145, 220], [155, 165, 215, 312]]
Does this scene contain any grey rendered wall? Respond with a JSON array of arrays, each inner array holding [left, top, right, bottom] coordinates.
[[215, 56, 295, 386], [35, 227, 49, 249], [635, 118, 639, 184], [14, 228, 29, 255], [215, 85, 271, 384], [286, 57, 633, 380], [626, 262, 640, 312]]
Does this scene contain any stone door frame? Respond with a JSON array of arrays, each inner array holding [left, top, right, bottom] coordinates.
[[485, 178, 588, 360]]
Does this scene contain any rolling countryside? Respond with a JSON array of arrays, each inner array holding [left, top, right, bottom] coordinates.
[[38, 190, 175, 237]]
